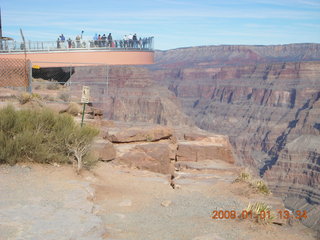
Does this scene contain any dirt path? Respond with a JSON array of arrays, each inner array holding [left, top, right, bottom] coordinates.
[[0, 162, 318, 240]]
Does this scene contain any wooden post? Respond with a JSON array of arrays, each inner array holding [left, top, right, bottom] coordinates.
[[80, 85, 90, 127], [81, 103, 86, 127]]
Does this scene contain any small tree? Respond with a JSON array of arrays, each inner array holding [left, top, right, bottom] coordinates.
[[65, 125, 99, 174]]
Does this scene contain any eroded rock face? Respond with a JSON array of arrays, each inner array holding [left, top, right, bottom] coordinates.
[[150, 44, 320, 231], [177, 135, 235, 164], [68, 65, 192, 127], [118, 143, 174, 175]]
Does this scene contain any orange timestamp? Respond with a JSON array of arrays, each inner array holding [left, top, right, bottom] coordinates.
[[211, 210, 308, 220]]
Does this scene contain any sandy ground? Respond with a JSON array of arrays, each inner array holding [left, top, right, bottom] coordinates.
[[0, 162, 318, 240]]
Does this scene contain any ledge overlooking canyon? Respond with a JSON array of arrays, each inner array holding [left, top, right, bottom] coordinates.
[[149, 43, 320, 232]]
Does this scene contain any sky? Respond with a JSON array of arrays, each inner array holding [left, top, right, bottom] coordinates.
[[0, 0, 319, 50]]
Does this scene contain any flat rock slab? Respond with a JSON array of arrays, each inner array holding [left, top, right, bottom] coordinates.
[[105, 125, 173, 143], [175, 160, 239, 171]]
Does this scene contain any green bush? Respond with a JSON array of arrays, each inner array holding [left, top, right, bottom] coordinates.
[[0, 105, 99, 172]]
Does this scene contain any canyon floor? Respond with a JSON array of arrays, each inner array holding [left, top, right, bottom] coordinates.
[[0, 161, 318, 240]]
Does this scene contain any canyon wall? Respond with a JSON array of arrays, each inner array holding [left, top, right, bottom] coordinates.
[[150, 44, 320, 231], [68, 65, 192, 127], [65, 44, 320, 230]]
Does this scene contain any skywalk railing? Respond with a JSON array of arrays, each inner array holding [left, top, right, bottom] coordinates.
[[0, 37, 154, 53]]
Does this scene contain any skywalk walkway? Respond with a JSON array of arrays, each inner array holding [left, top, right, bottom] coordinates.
[[0, 38, 154, 67]]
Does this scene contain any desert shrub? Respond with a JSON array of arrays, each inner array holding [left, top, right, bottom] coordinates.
[[253, 180, 270, 195], [47, 82, 60, 90], [43, 95, 55, 102], [0, 105, 99, 172], [31, 93, 42, 100], [17, 92, 42, 105], [235, 170, 270, 195], [17, 92, 33, 104], [59, 92, 70, 102], [244, 202, 275, 224], [235, 171, 251, 182]]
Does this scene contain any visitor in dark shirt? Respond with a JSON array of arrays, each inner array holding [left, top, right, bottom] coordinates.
[[57, 38, 61, 48], [67, 38, 72, 48], [108, 33, 113, 47]]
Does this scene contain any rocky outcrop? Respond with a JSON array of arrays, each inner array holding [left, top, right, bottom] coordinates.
[[104, 123, 236, 175], [118, 143, 174, 174], [150, 44, 320, 231], [92, 138, 116, 162]]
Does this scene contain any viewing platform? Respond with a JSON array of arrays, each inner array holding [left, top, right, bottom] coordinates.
[[0, 38, 154, 67]]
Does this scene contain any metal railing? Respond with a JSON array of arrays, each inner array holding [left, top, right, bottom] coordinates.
[[0, 37, 154, 53]]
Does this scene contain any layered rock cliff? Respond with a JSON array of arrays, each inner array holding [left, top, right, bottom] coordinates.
[[150, 44, 320, 231], [153, 43, 320, 69]]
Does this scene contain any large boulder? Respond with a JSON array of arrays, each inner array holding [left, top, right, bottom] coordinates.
[[118, 143, 173, 174], [92, 138, 116, 161], [105, 125, 173, 143], [177, 135, 235, 164]]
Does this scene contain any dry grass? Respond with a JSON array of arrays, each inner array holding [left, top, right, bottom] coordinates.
[[244, 202, 275, 224], [17, 92, 42, 105]]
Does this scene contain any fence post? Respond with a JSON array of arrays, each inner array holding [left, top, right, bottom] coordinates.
[[106, 64, 109, 96], [28, 61, 32, 93]]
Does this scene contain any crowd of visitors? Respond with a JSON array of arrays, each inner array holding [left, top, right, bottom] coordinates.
[[56, 32, 153, 50]]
